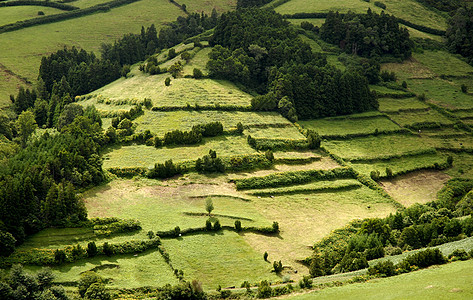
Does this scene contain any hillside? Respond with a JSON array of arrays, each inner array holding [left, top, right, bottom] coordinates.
[[1, 1, 473, 299]]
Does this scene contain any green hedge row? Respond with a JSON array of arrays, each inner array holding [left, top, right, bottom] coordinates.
[[108, 167, 148, 178], [322, 128, 411, 140], [222, 153, 273, 172], [248, 136, 309, 151], [0, 0, 78, 10], [155, 224, 279, 238], [274, 156, 321, 165], [348, 148, 437, 162], [151, 104, 252, 112], [248, 182, 361, 196], [373, 158, 451, 180], [92, 218, 141, 236], [234, 167, 355, 190]]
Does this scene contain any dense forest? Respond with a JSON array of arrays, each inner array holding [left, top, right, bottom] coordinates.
[[446, 6, 473, 65], [209, 9, 380, 119]]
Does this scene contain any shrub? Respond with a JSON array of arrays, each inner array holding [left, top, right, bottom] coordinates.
[[147, 231, 155, 239], [264, 251, 268, 261], [0, 231, 16, 257], [374, 1, 386, 9], [402, 81, 408, 88], [386, 167, 393, 178], [370, 170, 380, 181], [448, 249, 469, 261], [213, 219, 221, 231], [174, 226, 181, 237], [273, 260, 283, 273], [168, 48, 176, 59], [235, 220, 242, 232], [147, 160, 183, 179], [461, 84, 468, 94], [257, 280, 272, 298], [307, 130, 321, 149], [54, 249, 66, 264], [368, 260, 396, 277], [38, 11, 45, 15], [87, 241, 98, 257], [298, 275, 312, 289], [272, 221, 279, 233], [236, 122, 244, 134], [78, 271, 104, 298], [102, 242, 113, 256], [205, 198, 214, 215], [265, 150, 274, 162], [206, 219, 212, 231], [193, 68, 203, 79], [165, 77, 171, 86]]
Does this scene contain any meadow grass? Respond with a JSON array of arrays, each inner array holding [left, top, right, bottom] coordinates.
[[244, 126, 306, 139], [370, 84, 411, 95], [242, 186, 397, 276], [26, 249, 178, 288], [326, 54, 346, 71], [0, 66, 29, 107], [350, 153, 447, 177], [443, 152, 473, 179], [408, 78, 473, 110], [274, 0, 447, 30], [298, 34, 323, 53], [0, 6, 64, 26], [246, 179, 362, 196], [380, 170, 450, 207], [0, 0, 185, 82], [382, 57, 436, 81], [289, 259, 473, 299], [386, 109, 455, 127], [67, 0, 111, 9], [323, 134, 433, 161], [377, 97, 429, 112], [421, 134, 473, 150], [402, 25, 444, 41], [162, 232, 279, 289], [134, 110, 291, 136], [102, 135, 257, 168], [182, 47, 211, 76], [289, 18, 325, 27], [417, 127, 468, 137], [413, 51, 473, 78], [299, 115, 400, 137], [273, 150, 321, 160], [88, 74, 253, 108]]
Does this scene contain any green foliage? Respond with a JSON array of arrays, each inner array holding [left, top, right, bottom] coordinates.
[[195, 150, 225, 173], [264, 251, 268, 261], [448, 248, 469, 261], [165, 77, 171, 86], [446, 7, 473, 65], [84, 282, 111, 300], [169, 61, 184, 78], [234, 220, 242, 232], [368, 260, 396, 277], [374, 1, 386, 9], [102, 242, 113, 257], [16, 110, 37, 147], [174, 226, 181, 237], [213, 219, 221, 231], [257, 280, 272, 298], [0, 231, 16, 257], [298, 275, 313, 289], [306, 130, 321, 149], [205, 198, 214, 215], [193, 68, 203, 79], [157, 281, 206, 299], [273, 260, 283, 273], [87, 241, 98, 258], [91, 218, 141, 235], [147, 160, 183, 179], [206, 219, 212, 231], [54, 249, 66, 264], [78, 271, 104, 298]]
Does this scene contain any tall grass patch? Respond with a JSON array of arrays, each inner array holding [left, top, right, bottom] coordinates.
[[299, 115, 400, 137], [323, 134, 434, 161], [103, 136, 256, 168]]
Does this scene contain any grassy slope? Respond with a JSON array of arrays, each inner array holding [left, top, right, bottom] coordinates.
[[289, 259, 473, 299], [0, 6, 65, 26]]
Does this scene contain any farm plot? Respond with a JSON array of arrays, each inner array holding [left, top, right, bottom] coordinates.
[[244, 126, 305, 139], [0, 6, 64, 26], [103, 135, 257, 169], [182, 47, 212, 76], [299, 114, 401, 137], [351, 153, 448, 178], [408, 78, 473, 110], [382, 57, 435, 80], [323, 134, 433, 161], [134, 110, 290, 136], [377, 97, 430, 112], [413, 51, 473, 78], [245, 179, 362, 196], [88, 74, 253, 108], [175, 0, 235, 14], [274, 0, 447, 30], [386, 109, 455, 128]]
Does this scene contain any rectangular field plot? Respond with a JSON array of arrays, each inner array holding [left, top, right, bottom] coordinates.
[[182, 47, 212, 76], [370, 84, 413, 96], [300, 115, 400, 137], [162, 232, 279, 289], [134, 110, 290, 136], [323, 134, 434, 161], [103, 136, 256, 169], [244, 126, 305, 139], [413, 51, 473, 78], [378, 97, 429, 112], [408, 78, 473, 110], [0, 6, 64, 26], [382, 58, 435, 81], [274, 0, 446, 30], [89, 74, 253, 108], [351, 153, 448, 177], [386, 109, 455, 127], [177, 0, 235, 14], [35, 250, 178, 288]]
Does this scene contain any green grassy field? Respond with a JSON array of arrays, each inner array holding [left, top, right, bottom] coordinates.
[[246, 179, 362, 196], [323, 134, 433, 161], [414, 51, 473, 78], [177, 0, 236, 14], [377, 97, 430, 112], [386, 109, 454, 127], [103, 136, 257, 168], [300, 115, 400, 137], [85, 74, 253, 108], [289, 259, 473, 299], [0, 6, 64, 26], [244, 126, 305, 139], [182, 47, 212, 76], [274, 0, 447, 30], [133, 110, 290, 136]]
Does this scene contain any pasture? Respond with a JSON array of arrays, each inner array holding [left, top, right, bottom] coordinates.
[[377, 97, 429, 112], [386, 109, 455, 127], [289, 259, 473, 299], [0, 6, 63, 27], [413, 51, 473, 78], [134, 111, 290, 136], [244, 126, 305, 139], [299, 114, 400, 137], [274, 0, 447, 30]]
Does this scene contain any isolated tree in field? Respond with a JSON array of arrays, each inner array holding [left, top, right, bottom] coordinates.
[[165, 77, 171, 86], [16, 110, 37, 147], [87, 241, 98, 257], [169, 61, 183, 78], [193, 68, 203, 79], [206, 198, 214, 215]]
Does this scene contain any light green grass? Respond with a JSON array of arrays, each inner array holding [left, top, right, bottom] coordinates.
[[370, 84, 411, 95], [68, 0, 111, 9], [323, 134, 434, 161], [444, 152, 473, 179], [377, 97, 429, 112], [386, 109, 455, 127], [182, 47, 211, 76], [134, 110, 291, 136], [351, 153, 447, 177], [103, 135, 257, 168], [299, 116, 400, 137], [0, 66, 29, 107], [0, 0, 185, 83], [382, 57, 436, 81], [408, 78, 473, 110], [402, 25, 444, 41], [244, 126, 305, 139], [289, 259, 473, 299], [289, 18, 326, 27], [26, 249, 178, 288], [274, 0, 447, 31], [0, 6, 64, 26], [414, 51, 473, 78], [298, 34, 323, 53], [162, 232, 279, 289], [87, 74, 253, 108]]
